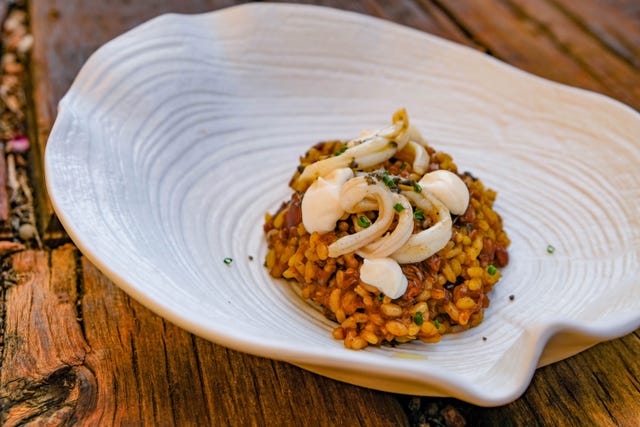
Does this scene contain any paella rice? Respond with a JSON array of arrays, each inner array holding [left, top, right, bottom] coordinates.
[[264, 109, 510, 350]]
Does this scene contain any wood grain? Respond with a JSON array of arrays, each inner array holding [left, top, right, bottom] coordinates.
[[0, 246, 89, 426], [4, 0, 639, 426], [81, 255, 409, 425], [550, 0, 640, 68], [507, 0, 640, 107], [0, 247, 408, 425], [429, 0, 640, 110]]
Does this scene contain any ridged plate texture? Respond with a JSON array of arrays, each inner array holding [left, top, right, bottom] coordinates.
[[44, 4, 640, 406]]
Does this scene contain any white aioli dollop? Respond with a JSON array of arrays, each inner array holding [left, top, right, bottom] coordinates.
[[359, 258, 408, 299], [301, 168, 354, 233], [419, 170, 470, 215]]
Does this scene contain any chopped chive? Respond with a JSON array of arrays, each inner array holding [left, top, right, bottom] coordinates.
[[414, 208, 424, 221], [487, 264, 497, 275], [434, 319, 440, 329], [357, 215, 371, 228], [400, 162, 407, 171], [413, 182, 422, 193], [377, 294, 384, 302], [223, 257, 233, 265], [546, 244, 555, 254], [414, 312, 424, 326], [334, 145, 347, 156], [382, 172, 396, 188], [393, 203, 404, 212]]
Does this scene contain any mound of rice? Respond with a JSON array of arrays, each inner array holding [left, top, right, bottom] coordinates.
[[264, 113, 509, 350]]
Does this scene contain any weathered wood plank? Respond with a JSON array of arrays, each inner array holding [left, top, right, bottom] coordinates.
[[0, 246, 89, 426], [193, 337, 410, 426], [80, 256, 173, 425], [504, 0, 640, 109], [428, 0, 621, 104], [550, 0, 640, 69], [79, 257, 408, 426], [601, 0, 640, 24], [0, 249, 405, 425]]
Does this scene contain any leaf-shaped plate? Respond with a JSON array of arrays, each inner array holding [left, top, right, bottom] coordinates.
[[45, 3, 640, 406]]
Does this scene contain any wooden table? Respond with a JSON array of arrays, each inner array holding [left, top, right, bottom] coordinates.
[[1, 0, 638, 425]]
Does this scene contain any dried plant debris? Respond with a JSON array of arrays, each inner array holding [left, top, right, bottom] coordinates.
[[0, 1, 40, 249]]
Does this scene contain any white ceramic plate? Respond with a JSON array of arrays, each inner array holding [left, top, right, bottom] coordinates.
[[45, 4, 640, 406]]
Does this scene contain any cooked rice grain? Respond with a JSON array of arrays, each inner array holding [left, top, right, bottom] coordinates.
[[264, 140, 510, 349]]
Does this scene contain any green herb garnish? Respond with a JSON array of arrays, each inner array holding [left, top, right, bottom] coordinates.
[[357, 215, 371, 228], [377, 294, 384, 302], [487, 264, 497, 275], [434, 319, 440, 329], [334, 145, 348, 156], [414, 312, 424, 326], [223, 257, 233, 265], [393, 203, 404, 212], [382, 172, 396, 188], [546, 244, 555, 254], [413, 182, 422, 193], [414, 208, 424, 221]]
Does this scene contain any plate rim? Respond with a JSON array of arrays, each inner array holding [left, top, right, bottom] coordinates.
[[44, 2, 640, 406]]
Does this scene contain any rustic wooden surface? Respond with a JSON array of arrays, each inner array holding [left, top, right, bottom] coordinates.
[[0, 0, 638, 425]]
